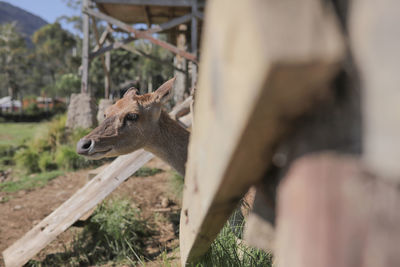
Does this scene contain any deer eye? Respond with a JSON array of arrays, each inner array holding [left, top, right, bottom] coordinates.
[[125, 113, 139, 122]]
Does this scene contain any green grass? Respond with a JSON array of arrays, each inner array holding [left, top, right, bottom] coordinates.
[[0, 122, 45, 146], [169, 171, 184, 199], [0, 170, 64, 192], [193, 219, 273, 267], [27, 198, 151, 267], [133, 167, 164, 177]]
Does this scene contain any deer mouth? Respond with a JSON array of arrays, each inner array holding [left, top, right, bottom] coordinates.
[[85, 148, 112, 159]]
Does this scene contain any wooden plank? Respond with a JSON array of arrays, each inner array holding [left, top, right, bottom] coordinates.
[[350, 0, 400, 180], [244, 57, 362, 252], [145, 13, 193, 34], [179, 0, 344, 264], [120, 43, 186, 73], [275, 153, 400, 267], [3, 150, 154, 267], [89, 37, 135, 59], [93, 0, 204, 7], [84, 7, 198, 63], [2, 102, 192, 267]]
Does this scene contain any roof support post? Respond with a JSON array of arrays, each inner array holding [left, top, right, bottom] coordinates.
[[191, 0, 198, 88], [81, 0, 91, 94]]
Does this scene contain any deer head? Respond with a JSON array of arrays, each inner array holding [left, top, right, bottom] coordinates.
[[76, 77, 176, 159]]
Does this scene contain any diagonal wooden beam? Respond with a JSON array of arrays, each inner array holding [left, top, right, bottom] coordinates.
[[84, 7, 198, 63], [89, 37, 135, 59], [93, 0, 205, 7], [121, 44, 187, 73], [145, 13, 193, 34]]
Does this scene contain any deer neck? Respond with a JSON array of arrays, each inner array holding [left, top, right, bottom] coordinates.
[[144, 111, 189, 176]]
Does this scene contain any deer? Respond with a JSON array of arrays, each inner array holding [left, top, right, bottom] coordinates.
[[76, 77, 189, 176], [77, 77, 255, 239]]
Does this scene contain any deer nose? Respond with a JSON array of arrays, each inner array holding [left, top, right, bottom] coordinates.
[[76, 138, 94, 155]]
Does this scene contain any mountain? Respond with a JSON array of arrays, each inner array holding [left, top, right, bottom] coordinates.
[[0, 1, 48, 38]]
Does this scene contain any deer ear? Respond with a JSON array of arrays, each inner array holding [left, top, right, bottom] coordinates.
[[154, 77, 176, 104], [123, 87, 138, 98]]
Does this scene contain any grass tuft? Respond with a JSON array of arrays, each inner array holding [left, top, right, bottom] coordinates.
[[193, 214, 273, 267], [27, 198, 152, 267], [133, 167, 164, 177]]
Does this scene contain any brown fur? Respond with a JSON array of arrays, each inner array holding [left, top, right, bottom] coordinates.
[[77, 78, 190, 176]]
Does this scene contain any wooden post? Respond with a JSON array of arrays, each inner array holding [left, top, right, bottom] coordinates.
[[105, 40, 111, 99], [191, 0, 198, 89], [275, 154, 400, 267], [179, 0, 344, 264], [173, 24, 188, 103], [81, 0, 90, 94], [350, 0, 400, 180]]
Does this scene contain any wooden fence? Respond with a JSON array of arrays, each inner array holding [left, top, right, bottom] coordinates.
[[179, 0, 400, 266], [3, 0, 400, 266]]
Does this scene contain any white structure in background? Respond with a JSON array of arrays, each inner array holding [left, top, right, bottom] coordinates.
[[0, 96, 21, 112]]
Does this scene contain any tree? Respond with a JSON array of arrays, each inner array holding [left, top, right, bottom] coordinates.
[[0, 22, 27, 102], [55, 73, 81, 97], [32, 23, 78, 94]]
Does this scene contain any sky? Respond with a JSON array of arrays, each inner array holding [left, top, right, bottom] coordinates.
[[2, 0, 80, 33]]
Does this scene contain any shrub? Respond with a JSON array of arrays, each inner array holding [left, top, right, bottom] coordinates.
[[29, 198, 151, 266], [38, 152, 58, 172], [133, 167, 163, 177], [14, 147, 40, 173], [69, 127, 92, 146], [195, 215, 273, 267], [47, 114, 68, 148], [25, 103, 40, 115], [55, 145, 81, 170]]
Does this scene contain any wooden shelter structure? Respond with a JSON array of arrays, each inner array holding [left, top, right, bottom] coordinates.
[[80, 0, 205, 97], [4, 0, 400, 266]]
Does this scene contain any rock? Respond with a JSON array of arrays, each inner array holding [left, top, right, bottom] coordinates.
[[160, 197, 170, 208], [96, 99, 114, 124], [13, 205, 22, 210], [66, 93, 98, 129]]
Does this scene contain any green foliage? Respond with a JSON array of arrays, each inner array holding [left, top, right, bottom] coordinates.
[[55, 145, 81, 170], [28, 198, 151, 266], [46, 114, 68, 148], [69, 127, 92, 147], [38, 152, 57, 172], [14, 147, 40, 173], [0, 170, 63, 193], [194, 219, 273, 267], [133, 167, 164, 177], [0, 22, 28, 99], [169, 171, 184, 199], [54, 73, 81, 97], [24, 103, 40, 115]]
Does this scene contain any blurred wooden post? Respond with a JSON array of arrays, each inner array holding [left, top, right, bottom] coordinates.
[[179, 0, 344, 264], [190, 0, 198, 88], [350, 0, 400, 180], [173, 24, 188, 104], [104, 40, 111, 99], [81, 0, 90, 94]]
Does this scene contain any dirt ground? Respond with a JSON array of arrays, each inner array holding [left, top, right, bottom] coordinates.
[[0, 158, 181, 266]]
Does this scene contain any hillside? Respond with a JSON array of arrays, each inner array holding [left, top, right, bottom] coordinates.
[[0, 1, 47, 38]]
